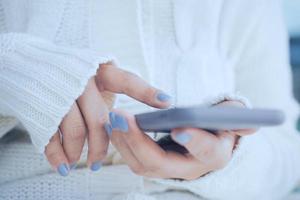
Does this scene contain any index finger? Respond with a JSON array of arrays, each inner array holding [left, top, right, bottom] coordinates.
[[96, 64, 172, 109]]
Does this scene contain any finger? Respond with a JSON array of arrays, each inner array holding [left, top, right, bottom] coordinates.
[[109, 110, 206, 179], [214, 101, 257, 135], [109, 124, 144, 175], [231, 128, 257, 136], [45, 132, 70, 176], [77, 78, 109, 171], [171, 128, 236, 169], [60, 103, 86, 168], [96, 64, 171, 108], [109, 110, 165, 166], [100, 91, 115, 110]]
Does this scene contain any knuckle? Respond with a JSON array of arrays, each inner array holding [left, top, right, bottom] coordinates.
[[66, 125, 86, 140], [87, 116, 107, 133], [121, 71, 140, 93], [123, 70, 139, 80], [143, 87, 156, 102], [120, 71, 132, 92]]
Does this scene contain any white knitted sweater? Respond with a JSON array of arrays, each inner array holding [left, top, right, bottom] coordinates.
[[0, 0, 300, 200]]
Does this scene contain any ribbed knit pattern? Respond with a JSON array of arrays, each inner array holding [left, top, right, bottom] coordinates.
[[0, 33, 114, 152], [54, 0, 89, 48], [0, 1, 6, 33], [0, 0, 300, 200]]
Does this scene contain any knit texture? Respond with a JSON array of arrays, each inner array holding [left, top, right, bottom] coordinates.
[[0, 0, 300, 200], [0, 1, 6, 33], [0, 33, 114, 152]]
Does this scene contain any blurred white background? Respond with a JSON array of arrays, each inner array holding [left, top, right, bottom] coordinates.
[[283, 0, 300, 130], [284, 0, 300, 37]]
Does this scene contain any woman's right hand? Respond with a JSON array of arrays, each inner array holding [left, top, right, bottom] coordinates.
[[44, 63, 172, 176]]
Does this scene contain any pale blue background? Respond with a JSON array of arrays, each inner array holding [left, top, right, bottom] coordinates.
[[284, 0, 300, 37], [283, 0, 300, 108]]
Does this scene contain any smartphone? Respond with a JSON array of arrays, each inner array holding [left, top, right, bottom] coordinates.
[[135, 106, 285, 133], [135, 106, 285, 153]]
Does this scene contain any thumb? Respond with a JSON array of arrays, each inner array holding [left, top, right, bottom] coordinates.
[[170, 128, 219, 161], [170, 128, 236, 168]]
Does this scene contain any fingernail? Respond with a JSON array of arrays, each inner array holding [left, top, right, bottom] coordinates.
[[109, 112, 128, 132], [104, 123, 112, 136], [156, 92, 172, 102], [70, 162, 77, 170], [174, 132, 192, 144], [57, 163, 69, 176], [90, 161, 102, 171]]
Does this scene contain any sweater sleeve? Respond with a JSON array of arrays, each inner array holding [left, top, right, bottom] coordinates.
[[153, 0, 300, 199], [0, 33, 115, 153]]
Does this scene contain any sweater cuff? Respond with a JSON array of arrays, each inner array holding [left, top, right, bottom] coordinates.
[[0, 33, 115, 153]]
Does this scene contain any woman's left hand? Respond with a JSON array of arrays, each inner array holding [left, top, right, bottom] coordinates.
[[108, 101, 256, 180]]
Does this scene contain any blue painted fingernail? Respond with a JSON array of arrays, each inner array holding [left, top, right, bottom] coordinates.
[[109, 112, 128, 132], [104, 123, 112, 136], [90, 161, 102, 171], [70, 162, 77, 170], [156, 92, 172, 102], [57, 163, 69, 176], [174, 133, 192, 144]]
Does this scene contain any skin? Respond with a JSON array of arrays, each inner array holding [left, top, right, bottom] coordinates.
[[109, 100, 256, 180], [45, 63, 256, 178], [44, 63, 171, 174]]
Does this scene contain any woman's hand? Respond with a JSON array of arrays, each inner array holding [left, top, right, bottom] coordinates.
[[44, 64, 172, 176], [108, 100, 256, 180]]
